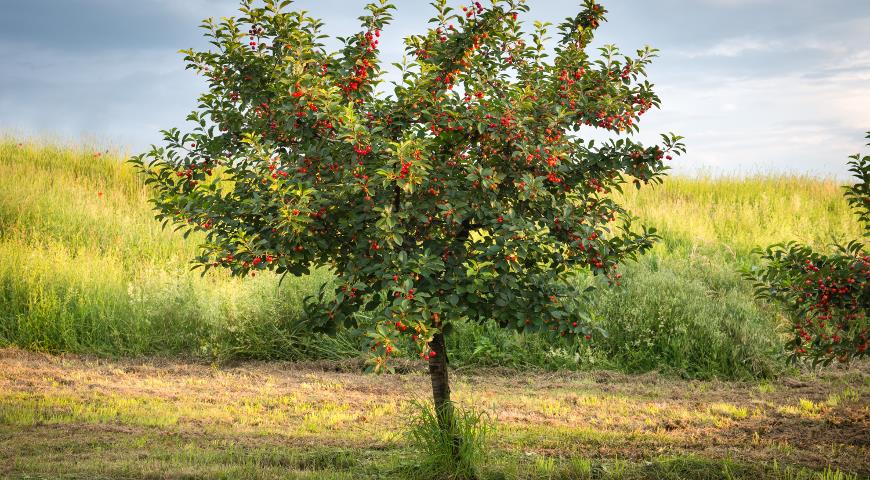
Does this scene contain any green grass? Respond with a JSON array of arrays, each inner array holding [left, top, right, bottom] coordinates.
[[7, 430, 858, 480], [621, 175, 861, 259], [0, 140, 351, 361], [0, 140, 863, 378], [403, 402, 492, 480]]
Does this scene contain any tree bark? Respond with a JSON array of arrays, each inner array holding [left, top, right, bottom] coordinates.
[[429, 329, 464, 470], [428, 330, 453, 427]]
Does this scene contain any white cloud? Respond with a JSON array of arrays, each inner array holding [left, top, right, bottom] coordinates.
[[640, 64, 870, 177], [682, 36, 783, 58], [679, 15, 869, 61], [676, 34, 842, 58]]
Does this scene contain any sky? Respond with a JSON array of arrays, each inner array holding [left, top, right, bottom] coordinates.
[[1, 0, 868, 178]]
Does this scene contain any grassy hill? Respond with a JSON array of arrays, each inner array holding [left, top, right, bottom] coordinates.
[[0, 140, 863, 378]]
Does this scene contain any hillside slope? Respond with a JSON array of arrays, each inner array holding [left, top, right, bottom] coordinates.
[[0, 140, 863, 378]]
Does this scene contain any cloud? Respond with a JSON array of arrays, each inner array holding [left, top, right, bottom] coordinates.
[[639, 66, 870, 177], [695, 0, 779, 5], [0, 42, 204, 150], [149, 0, 238, 19], [685, 36, 783, 57], [677, 35, 836, 58], [1, 0, 868, 177], [804, 50, 870, 82]]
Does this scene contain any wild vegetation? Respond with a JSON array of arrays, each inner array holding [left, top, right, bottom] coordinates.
[[1, 140, 864, 380]]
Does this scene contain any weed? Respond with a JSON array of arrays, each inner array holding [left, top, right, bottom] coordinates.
[[403, 401, 491, 480]]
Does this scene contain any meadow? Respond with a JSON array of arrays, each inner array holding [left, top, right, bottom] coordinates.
[[1, 140, 868, 479], [0, 140, 864, 378]]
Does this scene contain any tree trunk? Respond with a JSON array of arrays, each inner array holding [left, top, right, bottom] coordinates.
[[428, 329, 465, 470], [428, 330, 452, 423]]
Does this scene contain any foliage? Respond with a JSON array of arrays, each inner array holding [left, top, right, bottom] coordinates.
[[746, 133, 870, 365], [130, 0, 684, 371], [587, 256, 784, 379]]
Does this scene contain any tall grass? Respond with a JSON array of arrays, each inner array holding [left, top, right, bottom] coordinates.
[[620, 175, 862, 260], [0, 140, 862, 377], [446, 254, 784, 379], [403, 402, 491, 480], [0, 141, 339, 360]]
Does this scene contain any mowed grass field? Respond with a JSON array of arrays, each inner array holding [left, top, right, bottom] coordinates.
[[1, 140, 868, 478], [2, 348, 868, 479]]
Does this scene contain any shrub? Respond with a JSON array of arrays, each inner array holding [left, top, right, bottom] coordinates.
[[747, 133, 869, 365]]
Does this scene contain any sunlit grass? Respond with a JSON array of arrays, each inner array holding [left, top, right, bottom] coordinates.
[[2, 349, 867, 479], [0, 141, 338, 359], [0, 139, 863, 380], [619, 175, 862, 260]]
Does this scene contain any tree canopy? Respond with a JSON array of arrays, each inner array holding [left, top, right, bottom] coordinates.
[[131, 0, 685, 373]]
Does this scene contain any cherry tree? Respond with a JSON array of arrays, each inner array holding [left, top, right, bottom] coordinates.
[[132, 0, 684, 423]]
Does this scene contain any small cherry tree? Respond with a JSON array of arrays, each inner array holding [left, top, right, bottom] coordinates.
[[747, 133, 869, 365], [132, 0, 683, 422]]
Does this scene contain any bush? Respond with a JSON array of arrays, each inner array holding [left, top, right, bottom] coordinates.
[[747, 134, 869, 365], [590, 257, 784, 378], [447, 255, 786, 379]]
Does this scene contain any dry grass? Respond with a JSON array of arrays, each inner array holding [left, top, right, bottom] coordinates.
[[1, 348, 868, 479]]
